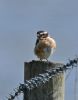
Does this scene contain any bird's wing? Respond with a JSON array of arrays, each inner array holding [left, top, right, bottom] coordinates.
[[46, 36, 56, 48]]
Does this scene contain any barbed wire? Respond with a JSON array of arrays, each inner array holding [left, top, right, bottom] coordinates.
[[7, 57, 78, 100]]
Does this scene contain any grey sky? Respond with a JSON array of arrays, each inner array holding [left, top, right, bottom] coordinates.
[[0, 0, 78, 99]]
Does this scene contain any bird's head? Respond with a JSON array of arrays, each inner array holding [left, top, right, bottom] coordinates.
[[37, 31, 48, 39]]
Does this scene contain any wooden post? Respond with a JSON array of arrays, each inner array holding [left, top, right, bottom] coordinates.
[[24, 60, 64, 100]]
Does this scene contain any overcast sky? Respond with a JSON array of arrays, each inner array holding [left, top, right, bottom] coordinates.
[[0, 0, 78, 99]]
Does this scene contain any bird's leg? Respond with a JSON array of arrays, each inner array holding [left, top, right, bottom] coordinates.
[[46, 59, 48, 62], [40, 58, 42, 61]]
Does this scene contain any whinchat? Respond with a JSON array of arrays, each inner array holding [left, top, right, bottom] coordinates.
[[34, 31, 56, 60]]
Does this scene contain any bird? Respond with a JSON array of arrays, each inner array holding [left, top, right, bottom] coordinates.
[[34, 31, 56, 61]]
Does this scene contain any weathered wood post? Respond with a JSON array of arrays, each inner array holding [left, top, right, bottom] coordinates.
[[24, 60, 64, 100]]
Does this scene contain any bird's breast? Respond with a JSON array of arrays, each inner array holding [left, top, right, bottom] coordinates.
[[34, 36, 56, 59], [34, 45, 51, 59]]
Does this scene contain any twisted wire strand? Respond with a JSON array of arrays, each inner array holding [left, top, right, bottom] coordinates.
[[7, 57, 78, 100]]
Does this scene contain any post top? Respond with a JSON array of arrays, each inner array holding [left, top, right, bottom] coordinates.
[[24, 60, 64, 68]]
